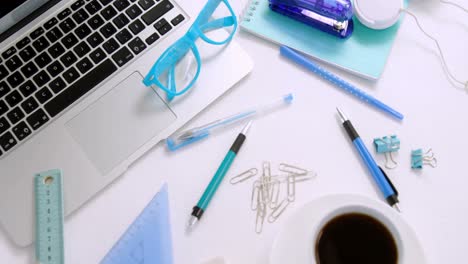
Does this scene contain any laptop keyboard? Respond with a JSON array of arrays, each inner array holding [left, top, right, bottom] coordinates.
[[0, 0, 186, 158]]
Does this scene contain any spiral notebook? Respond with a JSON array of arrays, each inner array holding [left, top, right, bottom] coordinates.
[[240, 0, 406, 80]]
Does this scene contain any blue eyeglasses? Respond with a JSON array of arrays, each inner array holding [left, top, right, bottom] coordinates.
[[143, 0, 238, 100]]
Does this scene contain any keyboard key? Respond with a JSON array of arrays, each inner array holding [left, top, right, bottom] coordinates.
[[19, 46, 37, 62], [0, 100, 8, 116], [46, 61, 65, 77], [45, 59, 117, 117], [2, 47, 17, 60], [0, 81, 11, 98], [112, 46, 133, 67], [7, 72, 25, 88], [103, 38, 120, 54], [75, 24, 92, 39], [89, 47, 106, 64], [16, 37, 31, 50], [0, 65, 9, 81], [63, 67, 80, 84], [114, 0, 130, 11], [21, 97, 39, 114], [72, 8, 90, 24], [32, 36, 50, 53], [27, 109, 49, 130], [85, 0, 103, 15], [76, 57, 94, 73], [33, 71, 51, 88], [35, 87, 53, 103], [6, 55, 23, 72], [129, 19, 145, 35], [71, 0, 86, 11], [100, 23, 117, 38], [58, 8, 72, 20], [44, 18, 58, 30], [19, 80, 37, 97], [128, 37, 146, 55], [145, 32, 159, 45], [6, 107, 25, 124], [113, 13, 130, 29], [12, 121, 32, 141], [48, 42, 66, 58], [49, 77, 67, 93], [99, 0, 114, 5], [87, 32, 104, 48], [126, 4, 143, 19], [156, 22, 172, 35], [101, 5, 118, 20], [74, 42, 91, 58], [59, 18, 77, 33], [60, 51, 78, 68], [154, 18, 167, 30], [88, 14, 105, 30], [138, 0, 155, 10], [0, 117, 10, 135], [5, 90, 23, 107], [45, 27, 64, 43], [171, 14, 184, 26], [20, 62, 39, 78], [61, 33, 79, 49], [30, 27, 45, 39], [35, 52, 52, 67], [141, 0, 173, 25], [0, 132, 17, 152], [116, 28, 132, 44]]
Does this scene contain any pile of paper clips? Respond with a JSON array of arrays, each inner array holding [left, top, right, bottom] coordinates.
[[230, 162, 317, 234]]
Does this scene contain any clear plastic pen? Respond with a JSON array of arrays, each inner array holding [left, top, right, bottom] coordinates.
[[166, 93, 294, 151]]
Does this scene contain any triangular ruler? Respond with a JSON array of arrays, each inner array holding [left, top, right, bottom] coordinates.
[[101, 184, 173, 264]]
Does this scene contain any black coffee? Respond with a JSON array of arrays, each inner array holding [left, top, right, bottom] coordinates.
[[315, 213, 398, 264]]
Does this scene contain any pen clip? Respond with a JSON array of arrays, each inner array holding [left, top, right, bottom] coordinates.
[[378, 166, 398, 196]]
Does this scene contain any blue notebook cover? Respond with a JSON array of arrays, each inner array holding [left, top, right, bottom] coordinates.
[[241, 0, 406, 80], [101, 184, 173, 264]]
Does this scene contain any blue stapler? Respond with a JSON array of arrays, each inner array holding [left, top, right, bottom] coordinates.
[[269, 0, 354, 38]]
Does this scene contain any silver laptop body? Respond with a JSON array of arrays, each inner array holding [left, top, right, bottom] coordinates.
[[0, 0, 253, 246]]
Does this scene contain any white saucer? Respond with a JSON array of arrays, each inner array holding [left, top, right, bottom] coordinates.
[[270, 194, 426, 264]]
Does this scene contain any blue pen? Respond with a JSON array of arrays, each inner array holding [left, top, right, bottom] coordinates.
[[337, 108, 400, 212], [188, 121, 253, 230], [280, 46, 404, 121]]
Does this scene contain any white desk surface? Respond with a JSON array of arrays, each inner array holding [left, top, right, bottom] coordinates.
[[1, 1, 468, 263]]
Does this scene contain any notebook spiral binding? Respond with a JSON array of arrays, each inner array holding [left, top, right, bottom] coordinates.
[[240, 0, 260, 22]]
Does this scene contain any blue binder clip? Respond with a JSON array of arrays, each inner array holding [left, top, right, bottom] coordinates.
[[373, 135, 400, 169], [411, 148, 437, 169]]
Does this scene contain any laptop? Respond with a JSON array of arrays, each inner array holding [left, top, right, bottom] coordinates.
[[0, 0, 253, 246]]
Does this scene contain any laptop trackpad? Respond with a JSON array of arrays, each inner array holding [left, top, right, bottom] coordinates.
[[66, 72, 177, 174]]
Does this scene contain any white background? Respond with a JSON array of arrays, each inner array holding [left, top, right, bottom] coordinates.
[[1, 0, 468, 263]]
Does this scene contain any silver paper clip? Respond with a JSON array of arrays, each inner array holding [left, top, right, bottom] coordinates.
[[251, 181, 261, 211], [230, 168, 258, 184], [268, 198, 290, 223], [279, 163, 310, 176], [287, 175, 296, 202], [269, 180, 281, 209], [255, 201, 267, 234]]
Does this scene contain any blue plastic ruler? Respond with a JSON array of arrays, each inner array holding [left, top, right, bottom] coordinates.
[[35, 169, 65, 264], [101, 183, 174, 264]]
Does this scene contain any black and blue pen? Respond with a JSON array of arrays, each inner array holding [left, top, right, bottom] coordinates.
[[337, 108, 400, 212]]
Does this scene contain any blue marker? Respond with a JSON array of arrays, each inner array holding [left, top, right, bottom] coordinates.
[[337, 108, 400, 212], [188, 121, 253, 230]]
